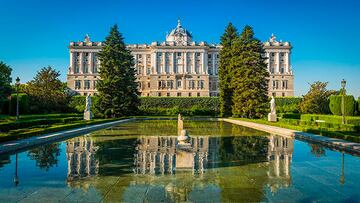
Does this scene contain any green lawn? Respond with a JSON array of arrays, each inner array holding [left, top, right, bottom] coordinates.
[[231, 117, 360, 143], [0, 113, 124, 142]]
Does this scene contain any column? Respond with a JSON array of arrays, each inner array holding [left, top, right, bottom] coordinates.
[[184, 52, 188, 74], [286, 52, 290, 74], [89, 52, 93, 74], [152, 52, 158, 74], [202, 52, 207, 74], [162, 52, 166, 74], [276, 52, 280, 74], [212, 53, 216, 75], [143, 54, 147, 76], [193, 52, 196, 74], [171, 52, 175, 74], [79, 52, 84, 74], [266, 52, 270, 72], [70, 52, 74, 74]]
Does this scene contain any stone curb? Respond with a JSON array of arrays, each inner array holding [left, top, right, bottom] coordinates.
[[0, 118, 135, 155], [221, 118, 360, 155]]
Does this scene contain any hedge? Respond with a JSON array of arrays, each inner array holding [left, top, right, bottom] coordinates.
[[275, 97, 302, 113], [69, 96, 220, 116], [5, 93, 29, 115], [140, 97, 219, 116], [301, 114, 360, 126], [358, 97, 360, 113], [0, 117, 82, 132], [329, 95, 355, 116]]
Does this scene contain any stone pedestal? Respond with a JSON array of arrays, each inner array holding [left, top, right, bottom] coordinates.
[[268, 113, 277, 122], [84, 111, 93, 120]]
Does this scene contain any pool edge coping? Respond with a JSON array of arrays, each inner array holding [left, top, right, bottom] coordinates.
[[221, 118, 360, 155], [0, 118, 135, 155]]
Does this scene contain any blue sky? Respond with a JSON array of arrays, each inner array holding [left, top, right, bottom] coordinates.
[[0, 0, 359, 97]]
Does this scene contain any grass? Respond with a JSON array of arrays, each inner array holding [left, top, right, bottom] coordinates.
[[0, 113, 126, 142], [230, 117, 360, 143]]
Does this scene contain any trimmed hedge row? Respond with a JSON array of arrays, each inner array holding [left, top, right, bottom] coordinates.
[[301, 114, 360, 126], [69, 96, 220, 116], [140, 97, 219, 116], [0, 118, 122, 142], [329, 95, 356, 116], [0, 117, 82, 132]]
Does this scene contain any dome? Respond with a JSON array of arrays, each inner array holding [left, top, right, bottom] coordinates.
[[166, 19, 193, 45]]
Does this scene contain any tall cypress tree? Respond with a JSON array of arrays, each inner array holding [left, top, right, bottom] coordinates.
[[230, 26, 269, 118], [97, 24, 139, 117], [219, 23, 239, 117]]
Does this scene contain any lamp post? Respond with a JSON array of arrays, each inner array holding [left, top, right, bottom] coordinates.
[[15, 77, 20, 121], [14, 153, 19, 186], [341, 79, 346, 125], [339, 153, 345, 185]]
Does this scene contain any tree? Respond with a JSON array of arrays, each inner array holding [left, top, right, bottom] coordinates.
[[97, 24, 140, 117], [219, 23, 239, 117], [230, 26, 269, 118], [25, 66, 69, 113], [27, 143, 61, 171], [0, 61, 12, 112], [299, 81, 336, 114]]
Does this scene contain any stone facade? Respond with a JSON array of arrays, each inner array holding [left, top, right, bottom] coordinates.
[[67, 20, 294, 97]]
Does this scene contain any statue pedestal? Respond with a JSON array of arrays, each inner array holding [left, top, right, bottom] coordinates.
[[268, 113, 277, 122], [84, 111, 93, 120]]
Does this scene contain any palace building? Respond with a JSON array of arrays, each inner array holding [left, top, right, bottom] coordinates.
[[67, 20, 294, 97]]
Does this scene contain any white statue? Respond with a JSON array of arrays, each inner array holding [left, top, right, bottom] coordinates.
[[84, 94, 93, 120], [270, 96, 276, 114], [268, 96, 277, 122]]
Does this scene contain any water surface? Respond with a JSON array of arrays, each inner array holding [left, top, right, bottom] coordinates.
[[0, 120, 359, 202]]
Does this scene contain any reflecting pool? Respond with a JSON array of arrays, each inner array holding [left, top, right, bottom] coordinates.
[[0, 120, 359, 202]]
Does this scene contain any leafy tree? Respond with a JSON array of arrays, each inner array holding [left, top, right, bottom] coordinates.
[[27, 143, 61, 171], [299, 81, 336, 114], [230, 26, 269, 118], [0, 61, 12, 112], [25, 66, 69, 113], [219, 23, 239, 117], [97, 24, 140, 117]]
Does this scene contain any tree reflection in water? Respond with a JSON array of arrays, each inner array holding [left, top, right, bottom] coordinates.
[[27, 143, 61, 171]]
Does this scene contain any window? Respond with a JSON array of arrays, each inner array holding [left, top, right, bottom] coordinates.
[[158, 92, 161, 96], [167, 92, 170, 97], [177, 92, 181, 97], [189, 92, 192, 97], [177, 52, 182, 57], [196, 52, 200, 57], [84, 80, 90, 90], [177, 80, 182, 88], [197, 92, 200, 97], [282, 80, 288, 89], [148, 82, 150, 88], [75, 80, 81, 89], [282, 92, 285, 97], [208, 54, 212, 59], [272, 92, 276, 97]]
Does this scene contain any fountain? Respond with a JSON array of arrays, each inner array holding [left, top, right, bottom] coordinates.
[[177, 114, 190, 145]]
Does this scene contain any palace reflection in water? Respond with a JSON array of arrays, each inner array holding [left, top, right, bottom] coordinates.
[[66, 136, 99, 181], [64, 132, 294, 199]]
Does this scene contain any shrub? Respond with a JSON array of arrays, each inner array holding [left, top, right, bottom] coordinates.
[[301, 114, 360, 126], [329, 95, 355, 116], [274, 97, 301, 113], [9, 93, 29, 115]]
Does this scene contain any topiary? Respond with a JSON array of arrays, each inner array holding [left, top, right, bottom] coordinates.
[[329, 95, 355, 116]]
